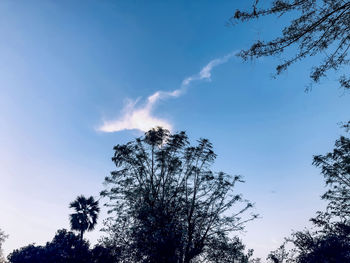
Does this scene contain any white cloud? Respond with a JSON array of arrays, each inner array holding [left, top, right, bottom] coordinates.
[[181, 52, 235, 87], [98, 52, 236, 133], [99, 97, 173, 133]]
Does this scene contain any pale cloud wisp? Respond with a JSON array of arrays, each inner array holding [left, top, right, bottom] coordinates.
[[98, 52, 236, 133]]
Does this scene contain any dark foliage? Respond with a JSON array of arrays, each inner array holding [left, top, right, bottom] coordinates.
[[91, 244, 119, 263], [293, 224, 350, 263], [0, 228, 7, 263], [8, 229, 91, 263], [312, 135, 350, 224], [8, 244, 46, 263], [267, 243, 290, 263], [7, 229, 117, 263], [267, 223, 350, 262], [101, 127, 257, 263], [267, 131, 350, 262], [204, 235, 252, 263], [69, 195, 100, 240], [233, 0, 350, 90]]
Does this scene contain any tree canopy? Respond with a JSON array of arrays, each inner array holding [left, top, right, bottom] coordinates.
[[267, 223, 350, 263], [233, 0, 350, 90], [266, 130, 350, 262], [8, 229, 91, 263], [7, 229, 117, 263], [101, 127, 257, 263], [312, 135, 350, 224]]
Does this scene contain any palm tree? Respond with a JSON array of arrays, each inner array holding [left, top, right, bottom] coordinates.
[[69, 195, 100, 240]]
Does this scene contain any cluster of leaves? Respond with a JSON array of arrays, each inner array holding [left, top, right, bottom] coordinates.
[[69, 195, 100, 240], [233, 0, 350, 90], [312, 135, 350, 224], [7, 229, 118, 263], [268, 222, 350, 263], [293, 223, 350, 263], [101, 127, 257, 263]]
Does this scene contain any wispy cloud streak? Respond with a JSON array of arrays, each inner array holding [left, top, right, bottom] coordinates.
[[99, 52, 236, 133]]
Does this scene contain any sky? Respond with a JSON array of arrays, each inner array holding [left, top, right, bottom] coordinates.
[[0, 0, 349, 260]]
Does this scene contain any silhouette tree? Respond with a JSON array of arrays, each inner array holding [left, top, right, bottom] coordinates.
[[267, 224, 350, 263], [233, 0, 350, 90], [294, 225, 350, 263], [69, 195, 100, 240], [266, 242, 293, 263], [8, 229, 92, 263], [8, 244, 46, 263], [7, 229, 119, 263], [312, 135, 350, 224], [45, 229, 92, 263], [267, 130, 350, 262], [0, 228, 7, 263], [101, 127, 257, 263]]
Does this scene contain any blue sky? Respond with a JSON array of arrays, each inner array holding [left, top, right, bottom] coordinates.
[[1, 0, 350, 260]]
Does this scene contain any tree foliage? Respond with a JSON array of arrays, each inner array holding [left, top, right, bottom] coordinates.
[[8, 229, 91, 263], [312, 135, 350, 224], [7, 229, 117, 263], [204, 235, 253, 263], [69, 195, 100, 240], [292, 224, 350, 263], [233, 0, 350, 90], [0, 229, 8, 263], [267, 243, 291, 263], [267, 131, 350, 262], [267, 223, 350, 263], [101, 127, 257, 263], [91, 244, 119, 263]]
